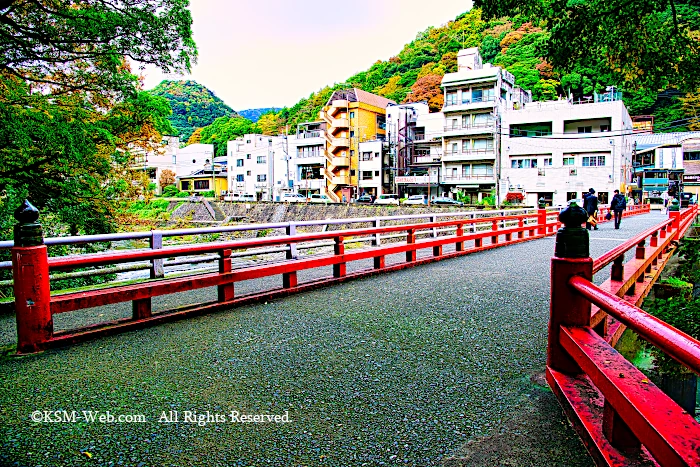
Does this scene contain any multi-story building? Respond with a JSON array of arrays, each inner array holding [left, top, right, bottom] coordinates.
[[132, 135, 179, 195], [176, 143, 230, 194], [224, 134, 290, 201], [357, 139, 389, 196], [440, 48, 530, 203], [287, 122, 327, 198], [319, 88, 394, 201], [500, 96, 634, 207]]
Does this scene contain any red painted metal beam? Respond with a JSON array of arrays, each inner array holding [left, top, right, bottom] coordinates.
[[546, 367, 659, 467], [560, 326, 700, 466], [569, 276, 700, 376], [593, 219, 673, 273]]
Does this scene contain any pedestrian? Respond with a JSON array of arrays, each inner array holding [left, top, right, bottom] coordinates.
[[583, 188, 599, 230], [662, 191, 669, 213], [610, 189, 626, 229]]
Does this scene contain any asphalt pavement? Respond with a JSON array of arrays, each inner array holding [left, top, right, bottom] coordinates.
[[0, 211, 668, 466]]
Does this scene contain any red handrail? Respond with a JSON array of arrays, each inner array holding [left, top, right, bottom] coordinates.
[[569, 275, 700, 375], [592, 218, 673, 273]]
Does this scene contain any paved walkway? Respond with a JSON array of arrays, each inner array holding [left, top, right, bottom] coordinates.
[[0, 212, 668, 466]]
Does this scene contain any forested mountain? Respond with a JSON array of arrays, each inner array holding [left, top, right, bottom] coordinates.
[[263, 8, 697, 134], [239, 108, 280, 122], [148, 80, 237, 142]]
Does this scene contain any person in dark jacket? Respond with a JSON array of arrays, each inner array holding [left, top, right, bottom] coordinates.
[[610, 189, 627, 229], [583, 188, 599, 230]]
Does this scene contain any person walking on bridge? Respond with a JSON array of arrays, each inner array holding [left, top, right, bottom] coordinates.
[[610, 189, 627, 229], [583, 188, 599, 230]]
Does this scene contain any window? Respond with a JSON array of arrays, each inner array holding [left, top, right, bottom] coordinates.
[[462, 140, 470, 152], [598, 192, 609, 204], [257, 174, 267, 182], [472, 138, 494, 151], [563, 157, 575, 166], [362, 171, 373, 180], [577, 126, 592, 133], [194, 180, 209, 190], [246, 140, 251, 144], [257, 155, 266, 164], [361, 152, 372, 161], [462, 165, 470, 177], [181, 181, 190, 190], [472, 164, 493, 176], [350, 150, 355, 157], [452, 118, 460, 129], [297, 145, 321, 158], [172, 155, 176, 164], [236, 174, 244, 182], [582, 155, 606, 166], [374, 170, 379, 176], [451, 142, 458, 154], [567, 192, 577, 201], [350, 111, 355, 119], [685, 151, 700, 161], [544, 158, 552, 166], [350, 170, 356, 176], [569, 168, 577, 176], [374, 152, 379, 158], [538, 168, 545, 176], [446, 92, 457, 106], [350, 131, 355, 138], [461, 90, 470, 104], [246, 154, 251, 159], [600, 124, 610, 132], [236, 159, 244, 167]]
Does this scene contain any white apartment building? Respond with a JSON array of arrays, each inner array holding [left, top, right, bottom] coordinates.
[[132, 135, 179, 194], [224, 134, 290, 201], [500, 97, 633, 207], [287, 122, 327, 197], [178, 143, 216, 178], [440, 48, 531, 203], [357, 140, 386, 196]]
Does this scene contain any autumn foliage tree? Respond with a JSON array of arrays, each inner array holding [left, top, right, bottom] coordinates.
[[159, 169, 177, 190], [404, 74, 444, 111]]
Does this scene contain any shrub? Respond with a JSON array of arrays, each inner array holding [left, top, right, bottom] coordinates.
[[162, 185, 180, 197], [505, 192, 525, 203]]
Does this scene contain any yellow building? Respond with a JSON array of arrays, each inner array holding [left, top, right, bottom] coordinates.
[[177, 163, 228, 196], [319, 89, 394, 201]]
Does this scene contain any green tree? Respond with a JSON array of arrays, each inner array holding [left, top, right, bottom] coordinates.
[[0, 0, 197, 235], [474, 0, 700, 92]]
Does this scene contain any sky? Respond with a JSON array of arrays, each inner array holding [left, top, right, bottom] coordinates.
[[140, 0, 474, 111]]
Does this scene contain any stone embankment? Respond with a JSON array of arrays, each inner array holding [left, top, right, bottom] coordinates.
[[169, 200, 501, 228]]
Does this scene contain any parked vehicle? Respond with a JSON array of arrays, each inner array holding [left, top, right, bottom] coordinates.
[[402, 195, 427, 205], [308, 194, 332, 204], [356, 194, 373, 204], [223, 192, 256, 202], [280, 193, 307, 203], [432, 196, 464, 206], [374, 194, 400, 205]]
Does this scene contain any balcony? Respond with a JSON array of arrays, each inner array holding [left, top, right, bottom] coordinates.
[[328, 99, 348, 117], [331, 156, 350, 167], [442, 148, 496, 162], [298, 131, 321, 139], [329, 174, 351, 185], [327, 136, 349, 150], [297, 178, 325, 190], [443, 121, 496, 137], [443, 96, 497, 113], [329, 118, 349, 130], [412, 155, 442, 165]]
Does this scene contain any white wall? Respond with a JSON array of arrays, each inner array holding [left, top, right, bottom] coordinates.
[[500, 100, 633, 206], [177, 144, 215, 178], [226, 134, 290, 201]]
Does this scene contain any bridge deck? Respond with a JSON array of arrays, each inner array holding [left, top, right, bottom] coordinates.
[[0, 212, 668, 466]]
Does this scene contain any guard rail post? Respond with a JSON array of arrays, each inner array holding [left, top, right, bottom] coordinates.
[[218, 249, 235, 300], [537, 208, 547, 236], [286, 223, 298, 259], [333, 236, 345, 278], [406, 229, 416, 262], [548, 203, 592, 374], [491, 218, 499, 245], [12, 200, 53, 353], [517, 219, 524, 239], [455, 224, 465, 251], [150, 230, 164, 278], [372, 218, 381, 246]]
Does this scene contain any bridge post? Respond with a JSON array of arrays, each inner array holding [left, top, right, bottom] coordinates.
[[149, 231, 164, 278], [218, 249, 235, 301], [431, 215, 438, 238], [548, 204, 591, 373], [406, 229, 416, 262], [517, 219, 524, 239], [372, 218, 381, 246], [286, 223, 298, 259], [491, 219, 499, 245], [455, 224, 465, 251], [12, 200, 53, 353], [537, 208, 547, 236], [333, 236, 345, 278]]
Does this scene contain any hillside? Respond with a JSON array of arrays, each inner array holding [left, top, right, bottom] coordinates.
[[239, 108, 280, 123], [148, 80, 237, 142], [268, 8, 693, 134]]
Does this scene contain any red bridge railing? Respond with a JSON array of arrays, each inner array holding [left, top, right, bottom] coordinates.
[[547, 205, 700, 466], [9, 202, 650, 354]]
